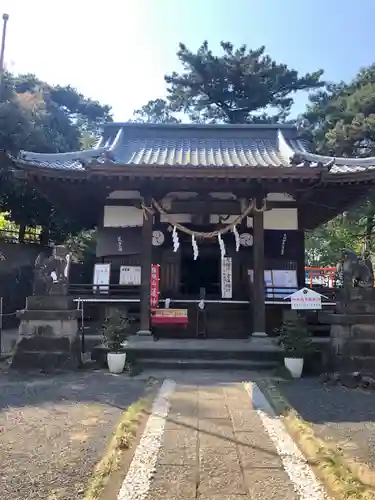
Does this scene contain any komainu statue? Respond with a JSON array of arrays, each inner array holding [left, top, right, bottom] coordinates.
[[33, 245, 70, 295], [336, 248, 374, 289]]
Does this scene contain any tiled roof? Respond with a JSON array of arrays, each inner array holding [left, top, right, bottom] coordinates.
[[14, 122, 375, 175]]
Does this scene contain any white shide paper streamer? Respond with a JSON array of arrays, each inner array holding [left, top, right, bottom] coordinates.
[[218, 232, 226, 258], [172, 226, 180, 252], [192, 234, 199, 260], [233, 226, 240, 252]]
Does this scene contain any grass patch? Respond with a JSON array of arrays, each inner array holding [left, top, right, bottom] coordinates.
[[258, 379, 375, 500], [83, 379, 158, 500]]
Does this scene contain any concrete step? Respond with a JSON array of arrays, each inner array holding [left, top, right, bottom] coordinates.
[[136, 358, 280, 371], [91, 339, 284, 366]]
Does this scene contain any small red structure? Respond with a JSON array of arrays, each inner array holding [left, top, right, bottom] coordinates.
[[305, 267, 336, 288], [151, 308, 188, 327]]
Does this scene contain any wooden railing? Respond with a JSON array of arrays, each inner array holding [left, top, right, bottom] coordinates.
[[69, 283, 140, 298], [69, 283, 337, 306]]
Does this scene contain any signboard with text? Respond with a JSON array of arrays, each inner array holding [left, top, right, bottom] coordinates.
[[221, 257, 232, 299], [119, 266, 141, 285], [288, 287, 323, 310], [153, 309, 188, 318], [93, 263, 111, 294], [150, 264, 160, 308]]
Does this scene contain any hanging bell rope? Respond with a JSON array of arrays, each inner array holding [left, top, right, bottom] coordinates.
[[152, 197, 266, 239]]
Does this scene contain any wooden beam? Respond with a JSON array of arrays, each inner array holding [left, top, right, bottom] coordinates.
[[103, 198, 297, 212], [88, 165, 322, 180], [170, 200, 297, 213]]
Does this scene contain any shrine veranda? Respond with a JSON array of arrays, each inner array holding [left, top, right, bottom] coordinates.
[[11, 123, 375, 338]]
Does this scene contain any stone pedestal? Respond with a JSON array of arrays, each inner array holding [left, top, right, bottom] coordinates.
[[11, 296, 81, 370], [324, 288, 375, 375]]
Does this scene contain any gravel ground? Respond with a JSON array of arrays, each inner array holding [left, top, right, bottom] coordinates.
[[277, 378, 375, 467], [0, 370, 149, 500]]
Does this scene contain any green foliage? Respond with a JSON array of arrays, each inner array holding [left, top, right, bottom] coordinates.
[[304, 65, 375, 156], [132, 98, 181, 124], [100, 309, 130, 352], [276, 314, 312, 357], [303, 63, 375, 264], [305, 216, 364, 266], [64, 229, 97, 264], [0, 72, 112, 240], [164, 41, 324, 124]]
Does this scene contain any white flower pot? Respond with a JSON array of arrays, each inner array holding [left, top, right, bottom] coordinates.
[[107, 352, 126, 374], [284, 357, 304, 378]]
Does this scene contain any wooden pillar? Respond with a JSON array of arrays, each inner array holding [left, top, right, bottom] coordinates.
[[252, 206, 266, 336], [137, 197, 153, 336], [297, 212, 306, 288]]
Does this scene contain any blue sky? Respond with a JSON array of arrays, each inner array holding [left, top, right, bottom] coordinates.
[[3, 0, 375, 121]]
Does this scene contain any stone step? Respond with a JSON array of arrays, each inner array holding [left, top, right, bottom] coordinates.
[[91, 340, 283, 366], [125, 347, 282, 361], [132, 358, 280, 371]]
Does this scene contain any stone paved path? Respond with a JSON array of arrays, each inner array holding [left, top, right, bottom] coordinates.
[[117, 372, 329, 500]]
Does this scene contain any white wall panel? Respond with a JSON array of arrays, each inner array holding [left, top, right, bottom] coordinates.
[[106, 190, 141, 199], [103, 206, 143, 227], [246, 208, 298, 230]]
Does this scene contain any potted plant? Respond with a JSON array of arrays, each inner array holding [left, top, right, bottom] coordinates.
[[276, 313, 312, 378], [100, 309, 129, 374]]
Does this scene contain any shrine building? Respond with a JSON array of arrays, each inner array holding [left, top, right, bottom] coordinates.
[[11, 123, 375, 338]]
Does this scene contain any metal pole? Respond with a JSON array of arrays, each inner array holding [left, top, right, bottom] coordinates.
[[77, 298, 85, 354], [81, 301, 85, 354], [0, 13, 9, 100]]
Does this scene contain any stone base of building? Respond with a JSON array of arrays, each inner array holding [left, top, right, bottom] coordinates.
[[326, 288, 375, 375], [10, 295, 81, 371], [137, 329, 152, 336]]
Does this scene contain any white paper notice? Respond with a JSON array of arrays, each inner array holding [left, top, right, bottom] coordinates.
[[221, 257, 232, 299], [272, 270, 297, 288], [93, 263, 111, 294], [119, 266, 141, 286], [272, 270, 298, 299]]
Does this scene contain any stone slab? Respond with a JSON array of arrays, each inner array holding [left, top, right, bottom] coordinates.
[[199, 401, 229, 419], [199, 449, 248, 495], [10, 348, 81, 370], [164, 414, 198, 431], [18, 310, 80, 321], [243, 468, 299, 499], [25, 295, 75, 310], [199, 418, 235, 449], [157, 446, 197, 466], [11, 336, 75, 352], [162, 428, 198, 449], [229, 409, 266, 433], [146, 466, 197, 500]]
